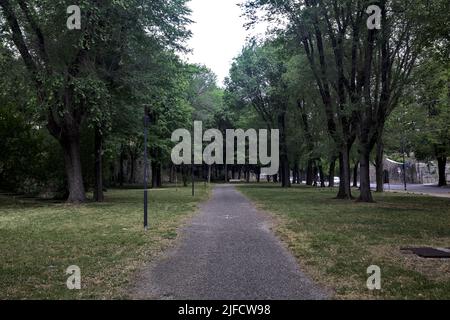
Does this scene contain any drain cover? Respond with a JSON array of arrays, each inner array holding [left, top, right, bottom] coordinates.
[[401, 247, 450, 259]]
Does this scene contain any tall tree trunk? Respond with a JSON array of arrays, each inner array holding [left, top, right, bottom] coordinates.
[[328, 157, 336, 188], [437, 156, 447, 187], [224, 164, 229, 182], [299, 169, 305, 184], [157, 163, 162, 187], [119, 148, 125, 187], [182, 165, 188, 187], [129, 153, 135, 184], [337, 146, 353, 199], [109, 163, 116, 187], [353, 161, 359, 188], [312, 163, 318, 187], [375, 138, 384, 192], [279, 111, 291, 188], [318, 163, 325, 188], [151, 161, 158, 188], [169, 165, 175, 183], [93, 126, 104, 202], [61, 133, 86, 203], [128, 147, 138, 184], [292, 163, 298, 184], [245, 166, 250, 183], [207, 165, 211, 184], [256, 166, 261, 183], [306, 160, 314, 186], [359, 147, 374, 202], [280, 155, 291, 188]]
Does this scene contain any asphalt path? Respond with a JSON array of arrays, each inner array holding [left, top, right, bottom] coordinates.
[[371, 183, 450, 198], [132, 184, 330, 300]]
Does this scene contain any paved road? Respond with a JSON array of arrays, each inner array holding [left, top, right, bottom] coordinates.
[[132, 184, 330, 300], [371, 183, 450, 198]]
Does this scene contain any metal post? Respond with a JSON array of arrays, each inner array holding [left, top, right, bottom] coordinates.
[[175, 166, 178, 192], [403, 151, 407, 191], [400, 112, 407, 191], [144, 107, 149, 231], [191, 119, 195, 197], [192, 164, 195, 197], [401, 135, 407, 191]]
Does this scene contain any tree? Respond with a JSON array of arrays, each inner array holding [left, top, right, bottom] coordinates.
[[284, 49, 337, 188], [241, 0, 446, 201], [226, 41, 292, 187], [242, 0, 357, 198], [0, 0, 192, 202], [0, 43, 66, 194], [185, 64, 225, 183], [409, 55, 450, 186]]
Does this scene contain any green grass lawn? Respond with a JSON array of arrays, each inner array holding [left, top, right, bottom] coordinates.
[[0, 185, 209, 299], [237, 184, 450, 300]]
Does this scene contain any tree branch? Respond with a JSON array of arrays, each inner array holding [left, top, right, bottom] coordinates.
[[16, 0, 50, 68], [0, 0, 38, 78]]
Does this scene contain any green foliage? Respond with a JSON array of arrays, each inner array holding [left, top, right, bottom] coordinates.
[[187, 64, 223, 125], [226, 41, 289, 128], [0, 1, 194, 195], [385, 53, 450, 162], [226, 39, 336, 171], [0, 45, 64, 193], [413, 57, 450, 160]]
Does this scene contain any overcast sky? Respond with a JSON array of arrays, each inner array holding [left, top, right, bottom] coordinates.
[[185, 0, 267, 86]]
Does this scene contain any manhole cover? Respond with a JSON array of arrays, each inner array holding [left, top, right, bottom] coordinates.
[[401, 247, 450, 259]]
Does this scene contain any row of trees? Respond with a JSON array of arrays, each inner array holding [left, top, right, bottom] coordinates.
[[0, 1, 221, 203], [221, 0, 449, 202], [384, 54, 450, 187], [1, 1, 449, 204]]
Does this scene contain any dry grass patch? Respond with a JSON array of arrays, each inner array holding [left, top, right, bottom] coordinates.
[[238, 184, 450, 300], [0, 185, 210, 299]]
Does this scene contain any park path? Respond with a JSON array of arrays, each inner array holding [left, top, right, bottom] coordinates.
[[131, 184, 329, 300], [370, 183, 450, 198]]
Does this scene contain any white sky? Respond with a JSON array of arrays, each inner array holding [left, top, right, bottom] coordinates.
[[185, 0, 267, 86]]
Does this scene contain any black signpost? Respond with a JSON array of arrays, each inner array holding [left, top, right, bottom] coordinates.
[[192, 119, 195, 197], [192, 164, 195, 197], [144, 106, 149, 231], [403, 151, 407, 191], [402, 135, 407, 191]]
